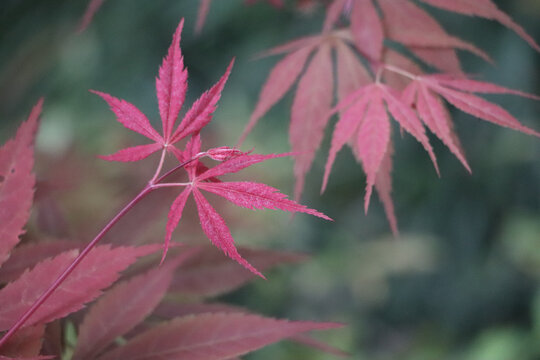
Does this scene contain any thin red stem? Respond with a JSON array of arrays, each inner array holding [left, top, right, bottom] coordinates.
[[0, 185, 153, 348], [0, 154, 200, 348]]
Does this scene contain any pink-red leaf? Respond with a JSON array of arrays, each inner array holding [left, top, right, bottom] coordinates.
[[99, 143, 162, 162], [171, 60, 234, 144], [374, 141, 398, 236], [419, 0, 540, 52], [90, 91, 162, 143], [380, 85, 439, 175], [0, 240, 80, 284], [0, 244, 159, 331], [73, 256, 183, 360], [323, 0, 347, 31], [290, 43, 334, 200], [414, 83, 471, 172], [196, 153, 289, 181], [352, 90, 390, 213], [239, 46, 313, 145], [254, 35, 321, 58], [0, 325, 44, 358], [169, 246, 307, 297], [323, 92, 370, 193], [410, 47, 463, 74], [197, 182, 331, 220], [192, 189, 263, 278], [425, 75, 540, 99], [195, 0, 212, 34], [381, 49, 423, 91], [430, 84, 540, 137], [156, 19, 188, 142], [77, 0, 106, 33], [350, 0, 384, 61], [335, 40, 372, 102], [163, 187, 192, 263], [0, 99, 42, 267], [378, 0, 491, 62], [96, 312, 341, 360]]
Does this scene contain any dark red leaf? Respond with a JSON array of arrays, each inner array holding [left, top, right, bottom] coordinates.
[[0, 99, 42, 266], [96, 313, 342, 360], [0, 244, 160, 331]]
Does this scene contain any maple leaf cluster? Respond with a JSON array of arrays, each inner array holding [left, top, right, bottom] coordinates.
[[91, 19, 330, 276], [239, 0, 540, 234], [0, 101, 339, 358]]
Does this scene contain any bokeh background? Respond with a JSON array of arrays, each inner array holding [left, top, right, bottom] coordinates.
[[1, 1, 540, 359]]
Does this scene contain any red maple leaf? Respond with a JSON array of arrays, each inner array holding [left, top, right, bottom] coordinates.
[[163, 134, 331, 277], [0, 99, 42, 267], [95, 312, 341, 360], [92, 19, 233, 163]]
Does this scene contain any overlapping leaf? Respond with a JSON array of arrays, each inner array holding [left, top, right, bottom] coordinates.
[[96, 312, 341, 360], [0, 99, 42, 267], [72, 253, 189, 360], [0, 244, 160, 331], [168, 246, 307, 297], [409, 75, 540, 137], [419, 0, 540, 52]]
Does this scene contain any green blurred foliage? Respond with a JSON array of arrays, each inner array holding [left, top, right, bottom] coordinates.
[[1, 0, 540, 359]]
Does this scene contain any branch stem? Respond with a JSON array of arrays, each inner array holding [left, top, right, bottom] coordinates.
[[0, 153, 201, 348], [0, 185, 153, 348]]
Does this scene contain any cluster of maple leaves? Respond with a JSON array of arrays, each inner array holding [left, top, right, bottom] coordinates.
[[238, 0, 540, 234]]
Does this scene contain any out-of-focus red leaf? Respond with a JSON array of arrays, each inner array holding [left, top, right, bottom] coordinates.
[[96, 312, 342, 360], [290, 44, 334, 200], [239, 46, 313, 145], [77, 0, 106, 33], [0, 99, 42, 267], [169, 247, 307, 297], [378, 0, 491, 62], [323, 0, 347, 31], [410, 47, 463, 74], [350, 0, 384, 61], [419, 0, 540, 52], [0, 240, 80, 284], [0, 244, 160, 331], [374, 142, 398, 236], [152, 302, 247, 319], [0, 325, 44, 358], [335, 40, 371, 102], [151, 302, 348, 358], [419, 76, 540, 137], [73, 255, 186, 360]]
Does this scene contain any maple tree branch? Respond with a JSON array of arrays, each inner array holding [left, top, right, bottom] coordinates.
[[0, 185, 154, 348]]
